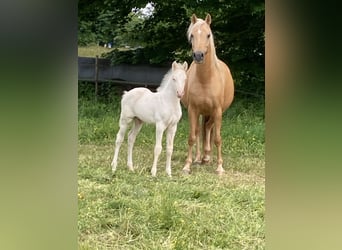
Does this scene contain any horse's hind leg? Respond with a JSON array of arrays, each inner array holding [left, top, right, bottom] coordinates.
[[127, 118, 143, 171], [111, 116, 131, 173]]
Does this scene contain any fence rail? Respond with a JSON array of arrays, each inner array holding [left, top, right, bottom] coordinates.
[[78, 56, 264, 98], [78, 56, 169, 85]]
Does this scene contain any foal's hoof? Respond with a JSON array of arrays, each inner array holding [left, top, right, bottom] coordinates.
[[215, 169, 225, 176]]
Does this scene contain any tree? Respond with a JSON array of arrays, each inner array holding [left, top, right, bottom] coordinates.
[[78, 0, 148, 45]]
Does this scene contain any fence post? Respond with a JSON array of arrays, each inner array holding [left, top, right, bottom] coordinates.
[[95, 55, 99, 101]]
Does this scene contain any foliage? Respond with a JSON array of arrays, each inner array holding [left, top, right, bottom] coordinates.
[[78, 0, 147, 45]]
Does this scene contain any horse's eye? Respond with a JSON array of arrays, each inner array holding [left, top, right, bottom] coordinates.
[[190, 34, 193, 40], [207, 34, 211, 38]]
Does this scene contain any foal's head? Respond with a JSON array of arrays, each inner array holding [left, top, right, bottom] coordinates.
[[171, 61, 188, 98], [187, 14, 214, 64]]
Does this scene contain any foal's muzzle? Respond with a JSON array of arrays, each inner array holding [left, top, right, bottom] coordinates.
[[193, 51, 204, 63]]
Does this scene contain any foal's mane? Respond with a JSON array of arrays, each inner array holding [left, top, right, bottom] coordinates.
[[156, 68, 173, 92], [187, 18, 216, 57]]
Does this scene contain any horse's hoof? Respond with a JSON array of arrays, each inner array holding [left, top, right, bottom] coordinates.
[[193, 159, 201, 165], [201, 159, 210, 165], [182, 168, 191, 175], [201, 155, 211, 165]]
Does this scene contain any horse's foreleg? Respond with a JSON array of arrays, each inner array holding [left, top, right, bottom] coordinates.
[[183, 109, 198, 174], [213, 113, 224, 174], [111, 117, 130, 173], [151, 123, 164, 177], [202, 116, 214, 164], [194, 118, 201, 164], [165, 124, 177, 177], [127, 118, 143, 171]]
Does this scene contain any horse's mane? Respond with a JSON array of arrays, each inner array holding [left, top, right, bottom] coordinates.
[[156, 68, 172, 92], [187, 18, 217, 58]]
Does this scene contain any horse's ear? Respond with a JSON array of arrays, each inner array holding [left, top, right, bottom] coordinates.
[[191, 14, 197, 24], [205, 13, 211, 25], [183, 61, 188, 71]]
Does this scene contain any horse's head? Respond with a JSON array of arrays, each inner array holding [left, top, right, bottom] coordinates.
[[171, 61, 188, 98], [188, 14, 213, 64]]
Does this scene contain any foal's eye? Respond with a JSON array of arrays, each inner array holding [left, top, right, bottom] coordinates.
[[207, 33, 211, 38], [190, 34, 193, 40]]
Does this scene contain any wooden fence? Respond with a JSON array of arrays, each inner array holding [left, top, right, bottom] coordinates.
[[78, 56, 170, 97]]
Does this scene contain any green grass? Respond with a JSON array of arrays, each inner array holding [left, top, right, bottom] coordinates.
[[78, 89, 265, 249], [78, 45, 114, 58]]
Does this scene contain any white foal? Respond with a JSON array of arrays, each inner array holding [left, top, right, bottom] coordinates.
[[111, 61, 188, 177]]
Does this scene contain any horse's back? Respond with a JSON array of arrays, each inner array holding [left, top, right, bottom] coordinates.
[[120, 88, 153, 120]]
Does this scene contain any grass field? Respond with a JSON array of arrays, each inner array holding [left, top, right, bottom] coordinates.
[[78, 83, 265, 249], [78, 45, 115, 58]]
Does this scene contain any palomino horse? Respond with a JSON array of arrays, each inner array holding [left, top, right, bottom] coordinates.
[[111, 61, 188, 177], [181, 14, 234, 174]]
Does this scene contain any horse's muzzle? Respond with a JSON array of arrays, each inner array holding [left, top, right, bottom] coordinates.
[[193, 51, 204, 63]]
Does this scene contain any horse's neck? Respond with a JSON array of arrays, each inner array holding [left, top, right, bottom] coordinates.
[[195, 46, 217, 78]]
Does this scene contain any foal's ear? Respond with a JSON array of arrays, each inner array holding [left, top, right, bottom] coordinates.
[[205, 13, 211, 25], [191, 14, 197, 24], [172, 61, 177, 71], [183, 61, 188, 71]]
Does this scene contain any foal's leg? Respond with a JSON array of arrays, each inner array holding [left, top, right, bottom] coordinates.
[[127, 118, 143, 171], [151, 123, 165, 177], [111, 116, 131, 173], [165, 124, 177, 177]]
